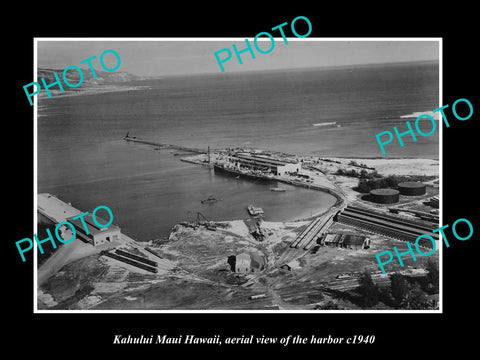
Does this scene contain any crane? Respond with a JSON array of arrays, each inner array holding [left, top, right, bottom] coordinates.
[[196, 212, 217, 231]]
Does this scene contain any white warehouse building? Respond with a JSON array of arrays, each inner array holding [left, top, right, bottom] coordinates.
[[230, 153, 301, 176]]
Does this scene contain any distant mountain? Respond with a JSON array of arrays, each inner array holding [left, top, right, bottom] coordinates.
[[37, 67, 147, 86]]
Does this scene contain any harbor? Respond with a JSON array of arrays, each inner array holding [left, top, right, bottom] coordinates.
[[123, 135, 347, 210], [36, 135, 439, 311], [32, 51, 441, 312]]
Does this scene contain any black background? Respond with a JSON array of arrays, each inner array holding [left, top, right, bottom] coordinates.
[[6, 3, 478, 356]]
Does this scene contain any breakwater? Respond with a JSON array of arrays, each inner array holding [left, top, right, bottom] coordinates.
[[123, 136, 207, 154]]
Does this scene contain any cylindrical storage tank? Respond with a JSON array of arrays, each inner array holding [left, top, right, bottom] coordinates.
[[369, 188, 400, 204], [398, 182, 426, 196]]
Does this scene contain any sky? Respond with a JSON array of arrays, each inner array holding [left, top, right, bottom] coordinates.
[[36, 39, 440, 77]]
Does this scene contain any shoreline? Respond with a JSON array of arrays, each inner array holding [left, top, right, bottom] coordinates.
[[37, 85, 150, 101], [147, 140, 439, 237]]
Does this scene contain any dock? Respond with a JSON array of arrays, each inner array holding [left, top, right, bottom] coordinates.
[[247, 204, 264, 217], [38, 193, 83, 224], [37, 193, 176, 284]]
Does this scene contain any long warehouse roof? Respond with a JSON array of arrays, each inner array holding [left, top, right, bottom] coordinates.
[[233, 154, 298, 166]]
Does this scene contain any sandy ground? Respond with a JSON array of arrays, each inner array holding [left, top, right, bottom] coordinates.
[[39, 215, 438, 310], [37, 239, 111, 287], [318, 157, 439, 204], [324, 157, 439, 177], [37, 232, 175, 288]]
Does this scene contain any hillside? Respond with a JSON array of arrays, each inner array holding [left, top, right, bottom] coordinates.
[[38, 67, 146, 85], [35, 67, 149, 99]]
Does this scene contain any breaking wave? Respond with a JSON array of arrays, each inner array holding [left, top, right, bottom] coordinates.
[[312, 122, 341, 127], [400, 111, 440, 120]]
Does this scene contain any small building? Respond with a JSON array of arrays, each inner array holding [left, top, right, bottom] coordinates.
[[66, 213, 121, 246], [429, 196, 439, 208], [322, 233, 342, 247], [280, 264, 292, 271], [227, 255, 236, 272], [243, 218, 265, 241], [280, 260, 301, 271], [341, 235, 370, 250], [229, 253, 264, 273], [235, 253, 251, 273], [249, 253, 265, 272], [321, 233, 369, 250]]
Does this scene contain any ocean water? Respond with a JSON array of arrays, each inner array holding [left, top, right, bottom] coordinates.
[[37, 61, 439, 240]]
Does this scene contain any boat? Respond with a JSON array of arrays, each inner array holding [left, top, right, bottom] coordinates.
[[201, 195, 219, 204], [270, 187, 286, 192], [247, 204, 264, 217], [249, 293, 267, 300], [213, 163, 274, 182]]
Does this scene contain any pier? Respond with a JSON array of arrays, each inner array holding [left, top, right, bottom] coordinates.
[[123, 136, 208, 154], [38, 193, 83, 224]]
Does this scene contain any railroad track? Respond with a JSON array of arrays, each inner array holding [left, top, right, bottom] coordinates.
[[337, 205, 438, 249], [101, 250, 158, 273], [346, 205, 435, 232], [289, 212, 336, 250]]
